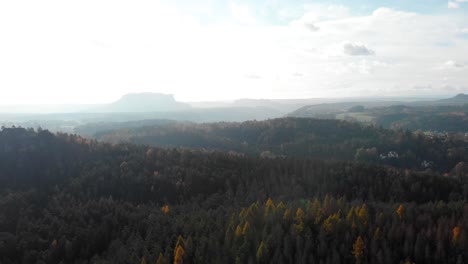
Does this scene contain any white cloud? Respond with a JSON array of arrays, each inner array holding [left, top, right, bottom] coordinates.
[[448, 1, 460, 8], [304, 23, 320, 32], [449, 0, 468, 8], [289, 4, 348, 31], [0, 2, 467, 103], [443, 60, 464, 68], [343, 42, 375, 56]]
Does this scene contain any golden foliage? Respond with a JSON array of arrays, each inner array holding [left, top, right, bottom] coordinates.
[[294, 208, 305, 234], [256, 241, 267, 263], [242, 221, 250, 235], [453, 226, 461, 245], [322, 212, 342, 233], [276, 201, 286, 211], [352, 236, 366, 260], [173, 245, 185, 264], [235, 225, 243, 238], [357, 204, 368, 226], [161, 205, 170, 214], [295, 208, 304, 222], [265, 198, 276, 215], [175, 235, 185, 249], [396, 204, 404, 220]]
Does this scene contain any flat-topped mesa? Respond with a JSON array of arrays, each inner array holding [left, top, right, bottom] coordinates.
[[107, 93, 191, 112]]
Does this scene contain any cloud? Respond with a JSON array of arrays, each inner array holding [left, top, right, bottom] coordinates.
[[444, 60, 464, 68], [292, 72, 303, 77], [0, 1, 467, 103], [448, 1, 460, 8], [304, 23, 319, 32], [289, 4, 349, 31], [449, 0, 468, 8], [245, 73, 262, 79], [343, 42, 375, 56]]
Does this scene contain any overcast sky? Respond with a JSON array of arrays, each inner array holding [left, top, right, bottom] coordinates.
[[0, 0, 467, 104]]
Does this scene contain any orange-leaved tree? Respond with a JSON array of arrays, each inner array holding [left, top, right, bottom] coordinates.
[[352, 236, 366, 264]]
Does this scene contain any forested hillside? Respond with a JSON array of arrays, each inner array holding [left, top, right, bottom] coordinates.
[[84, 118, 468, 173], [289, 103, 468, 133], [1, 127, 468, 263]]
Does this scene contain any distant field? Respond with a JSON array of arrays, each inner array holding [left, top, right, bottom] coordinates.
[[336, 112, 375, 122]]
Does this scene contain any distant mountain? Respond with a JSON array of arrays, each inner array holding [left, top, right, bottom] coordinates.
[[432, 93, 468, 105], [288, 94, 468, 118], [232, 99, 308, 113], [93, 93, 192, 112], [287, 101, 403, 118]]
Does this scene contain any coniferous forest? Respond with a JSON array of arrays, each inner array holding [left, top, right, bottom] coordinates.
[[1, 120, 468, 263], [3, 0, 468, 262]]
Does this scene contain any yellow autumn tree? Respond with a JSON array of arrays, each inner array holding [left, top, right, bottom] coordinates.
[[295, 207, 304, 222], [276, 201, 286, 211], [357, 204, 368, 226], [239, 208, 247, 219], [173, 245, 185, 264], [235, 224, 243, 238], [294, 208, 305, 234], [396, 204, 404, 220], [256, 241, 268, 263], [175, 235, 185, 250], [352, 236, 366, 264], [322, 212, 342, 233], [242, 221, 250, 235], [453, 226, 461, 245], [161, 205, 170, 214], [265, 198, 276, 215], [346, 207, 355, 222]]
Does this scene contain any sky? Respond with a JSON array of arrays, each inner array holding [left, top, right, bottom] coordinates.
[[0, 0, 467, 104]]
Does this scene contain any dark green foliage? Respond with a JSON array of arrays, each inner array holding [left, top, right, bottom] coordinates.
[[0, 126, 467, 263], [90, 118, 468, 173]]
